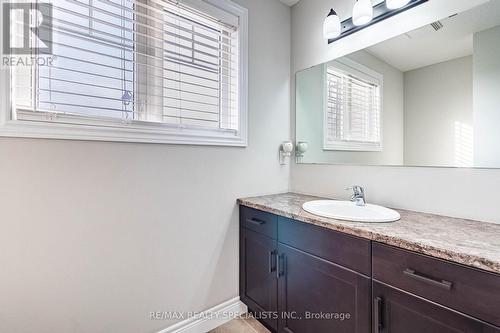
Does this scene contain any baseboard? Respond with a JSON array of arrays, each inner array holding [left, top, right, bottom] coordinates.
[[157, 297, 248, 333]]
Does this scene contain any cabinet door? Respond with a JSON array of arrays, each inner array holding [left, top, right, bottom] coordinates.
[[240, 228, 278, 331], [277, 244, 371, 333], [373, 282, 500, 333]]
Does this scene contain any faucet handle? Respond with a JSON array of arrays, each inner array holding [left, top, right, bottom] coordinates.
[[346, 185, 364, 194]]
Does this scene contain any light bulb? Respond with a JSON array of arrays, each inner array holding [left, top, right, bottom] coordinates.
[[386, 0, 411, 9], [353, 0, 373, 26], [323, 9, 341, 40]]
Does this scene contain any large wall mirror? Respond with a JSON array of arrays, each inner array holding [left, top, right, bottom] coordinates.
[[296, 1, 500, 168]]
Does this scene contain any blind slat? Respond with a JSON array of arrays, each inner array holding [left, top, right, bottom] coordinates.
[[48, 6, 237, 57]]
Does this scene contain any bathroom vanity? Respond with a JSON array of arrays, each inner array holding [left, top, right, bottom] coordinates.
[[238, 193, 500, 333]]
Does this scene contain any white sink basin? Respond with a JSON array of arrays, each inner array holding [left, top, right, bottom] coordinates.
[[302, 200, 400, 223]]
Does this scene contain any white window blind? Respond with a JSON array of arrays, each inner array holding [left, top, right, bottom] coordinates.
[[10, 0, 246, 145], [324, 62, 382, 151]]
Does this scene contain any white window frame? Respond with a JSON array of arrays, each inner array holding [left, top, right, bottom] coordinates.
[[323, 57, 383, 152], [0, 0, 248, 146]]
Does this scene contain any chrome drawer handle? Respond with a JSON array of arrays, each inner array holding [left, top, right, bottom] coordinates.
[[374, 297, 383, 333], [246, 218, 266, 225], [403, 268, 453, 290], [277, 253, 286, 278], [269, 250, 276, 273]]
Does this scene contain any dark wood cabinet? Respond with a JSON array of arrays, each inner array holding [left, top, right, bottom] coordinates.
[[373, 282, 500, 333], [239, 205, 500, 333], [277, 244, 371, 333], [240, 228, 278, 331]]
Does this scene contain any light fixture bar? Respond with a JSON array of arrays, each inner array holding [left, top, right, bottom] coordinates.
[[328, 0, 428, 44]]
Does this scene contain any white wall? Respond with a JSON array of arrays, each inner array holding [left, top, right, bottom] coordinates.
[[473, 25, 500, 167], [290, 0, 500, 224], [0, 0, 291, 332], [404, 56, 473, 167]]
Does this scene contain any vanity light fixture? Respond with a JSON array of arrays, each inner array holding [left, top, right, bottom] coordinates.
[[386, 0, 411, 9], [353, 0, 374, 26], [326, 0, 428, 44], [323, 9, 341, 39]]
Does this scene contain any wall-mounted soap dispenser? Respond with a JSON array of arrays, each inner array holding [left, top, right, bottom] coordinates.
[[279, 141, 294, 165], [296, 141, 308, 158]]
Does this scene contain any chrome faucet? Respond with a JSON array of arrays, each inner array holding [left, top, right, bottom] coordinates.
[[346, 186, 366, 206]]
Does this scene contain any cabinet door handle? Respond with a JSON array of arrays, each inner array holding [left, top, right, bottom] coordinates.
[[374, 297, 383, 333], [403, 268, 453, 290], [269, 250, 276, 273], [246, 218, 266, 226], [277, 254, 285, 278]]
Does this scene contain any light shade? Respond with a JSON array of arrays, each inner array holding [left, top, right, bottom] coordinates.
[[386, 0, 411, 9], [353, 0, 373, 26], [323, 9, 341, 40]]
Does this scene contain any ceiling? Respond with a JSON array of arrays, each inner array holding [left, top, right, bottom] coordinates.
[[367, 1, 500, 72], [279, 0, 301, 7]]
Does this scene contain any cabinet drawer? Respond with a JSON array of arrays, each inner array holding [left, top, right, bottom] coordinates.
[[373, 243, 500, 327], [240, 206, 277, 239], [278, 217, 371, 275], [373, 282, 500, 333]]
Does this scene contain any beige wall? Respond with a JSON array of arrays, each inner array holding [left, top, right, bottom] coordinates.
[[404, 56, 473, 167], [0, 0, 291, 332], [474, 25, 500, 167], [291, 0, 500, 224]]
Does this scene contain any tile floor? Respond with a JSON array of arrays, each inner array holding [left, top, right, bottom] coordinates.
[[209, 314, 270, 333]]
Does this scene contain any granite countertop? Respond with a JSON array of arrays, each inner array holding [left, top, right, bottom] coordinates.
[[237, 192, 500, 275]]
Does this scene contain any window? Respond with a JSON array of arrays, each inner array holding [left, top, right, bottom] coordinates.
[[324, 59, 382, 151], [2, 0, 248, 146]]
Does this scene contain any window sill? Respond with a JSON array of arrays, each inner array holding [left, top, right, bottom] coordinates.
[[0, 119, 248, 147], [323, 141, 382, 152]]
